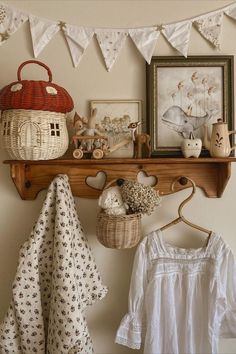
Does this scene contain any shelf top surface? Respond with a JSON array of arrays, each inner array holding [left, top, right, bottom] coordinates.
[[3, 157, 236, 165]]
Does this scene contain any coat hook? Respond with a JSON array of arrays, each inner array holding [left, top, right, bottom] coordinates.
[[25, 180, 31, 189], [178, 176, 188, 186], [117, 178, 125, 186]]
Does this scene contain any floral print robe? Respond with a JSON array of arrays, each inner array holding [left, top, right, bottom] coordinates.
[[0, 174, 107, 354]]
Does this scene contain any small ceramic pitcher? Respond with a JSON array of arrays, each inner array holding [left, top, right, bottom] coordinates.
[[204, 119, 236, 157]]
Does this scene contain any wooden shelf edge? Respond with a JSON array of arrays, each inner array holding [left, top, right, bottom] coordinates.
[[4, 157, 236, 165], [3, 158, 236, 200]]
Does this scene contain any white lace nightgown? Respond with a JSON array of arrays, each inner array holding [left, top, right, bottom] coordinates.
[[115, 230, 236, 354]]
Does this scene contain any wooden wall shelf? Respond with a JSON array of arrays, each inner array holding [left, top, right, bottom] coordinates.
[[3, 158, 236, 200]]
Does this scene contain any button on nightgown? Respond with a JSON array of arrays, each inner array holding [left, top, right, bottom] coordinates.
[[115, 230, 236, 354]]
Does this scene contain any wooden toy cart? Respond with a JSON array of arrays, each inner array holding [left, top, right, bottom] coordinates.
[[72, 135, 131, 159]]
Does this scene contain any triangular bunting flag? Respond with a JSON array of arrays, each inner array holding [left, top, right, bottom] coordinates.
[[162, 21, 192, 57], [96, 30, 127, 71], [29, 15, 60, 57], [224, 3, 236, 21], [0, 3, 28, 45], [129, 27, 160, 64], [194, 12, 223, 49], [63, 25, 94, 67]]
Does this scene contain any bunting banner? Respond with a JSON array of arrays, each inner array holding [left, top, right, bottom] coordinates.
[[63, 25, 94, 67], [162, 21, 192, 58], [96, 30, 127, 71], [129, 27, 160, 64], [29, 15, 60, 57], [0, 1, 236, 71], [0, 2, 27, 45], [224, 2, 236, 20], [194, 12, 223, 49]]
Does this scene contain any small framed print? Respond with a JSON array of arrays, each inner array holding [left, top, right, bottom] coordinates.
[[146, 56, 234, 157], [90, 99, 142, 158]]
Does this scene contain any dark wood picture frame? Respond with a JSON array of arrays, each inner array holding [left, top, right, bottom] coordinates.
[[146, 56, 234, 157]]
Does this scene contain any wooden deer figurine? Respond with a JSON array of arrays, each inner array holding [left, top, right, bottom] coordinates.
[[128, 122, 151, 158]]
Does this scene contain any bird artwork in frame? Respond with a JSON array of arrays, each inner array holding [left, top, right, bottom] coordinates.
[[146, 56, 234, 157]]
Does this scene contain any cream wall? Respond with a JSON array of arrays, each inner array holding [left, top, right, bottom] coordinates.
[[0, 0, 236, 353]]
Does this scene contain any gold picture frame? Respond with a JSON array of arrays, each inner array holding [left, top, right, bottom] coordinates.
[[90, 99, 142, 158]]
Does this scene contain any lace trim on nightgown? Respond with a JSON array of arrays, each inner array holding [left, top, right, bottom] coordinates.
[[115, 312, 145, 349], [115, 336, 141, 349]]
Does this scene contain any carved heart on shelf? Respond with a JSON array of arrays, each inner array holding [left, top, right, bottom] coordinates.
[[86, 171, 107, 190], [137, 170, 158, 187]]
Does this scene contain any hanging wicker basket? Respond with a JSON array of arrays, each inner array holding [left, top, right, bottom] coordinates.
[[0, 60, 74, 160], [96, 180, 142, 249], [96, 212, 142, 249]]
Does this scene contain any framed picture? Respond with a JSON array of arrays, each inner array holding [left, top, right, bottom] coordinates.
[[90, 99, 142, 158], [146, 56, 234, 157]]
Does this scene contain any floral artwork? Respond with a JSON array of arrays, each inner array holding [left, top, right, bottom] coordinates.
[[90, 100, 142, 158]]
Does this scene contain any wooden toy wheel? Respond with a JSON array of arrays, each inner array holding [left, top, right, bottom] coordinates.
[[73, 149, 83, 159], [92, 149, 104, 159]]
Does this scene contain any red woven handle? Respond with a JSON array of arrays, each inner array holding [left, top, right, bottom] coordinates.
[[17, 60, 53, 82]]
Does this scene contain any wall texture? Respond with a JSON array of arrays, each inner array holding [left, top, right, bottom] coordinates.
[[0, 1, 236, 353]]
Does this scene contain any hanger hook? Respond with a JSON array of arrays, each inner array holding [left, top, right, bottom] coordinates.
[[171, 176, 196, 193], [171, 176, 196, 218]]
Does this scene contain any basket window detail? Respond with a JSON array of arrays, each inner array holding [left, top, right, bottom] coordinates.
[[50, 123, 60, 137], [3, 121, 10, 136]]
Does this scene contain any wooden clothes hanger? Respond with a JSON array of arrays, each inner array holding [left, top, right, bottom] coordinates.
[[160, 176, 212, 237]]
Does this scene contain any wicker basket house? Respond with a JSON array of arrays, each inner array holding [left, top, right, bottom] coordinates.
[[0, 60, 74, 160]]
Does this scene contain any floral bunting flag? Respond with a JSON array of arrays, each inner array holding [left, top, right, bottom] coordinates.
[[194, 12, 223, 49], [63, 25, 94, 67], [224, 3, 236, 20], [0, 3, 28, 45], [96, 30, 127, 71], [29, 15, 60, 57], [162, 21, 192, 57], [129, 27, 160, 64]]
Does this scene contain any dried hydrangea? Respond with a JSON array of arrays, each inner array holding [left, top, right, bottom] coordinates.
[[118, 180, 161, 215]]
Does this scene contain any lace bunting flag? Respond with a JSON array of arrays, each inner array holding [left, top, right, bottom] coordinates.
[[0, 3, 27, 45], [194, 12, 223, 49]]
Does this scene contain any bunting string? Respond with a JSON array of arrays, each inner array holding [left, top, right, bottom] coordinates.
[[0, 1, 236, 71]]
